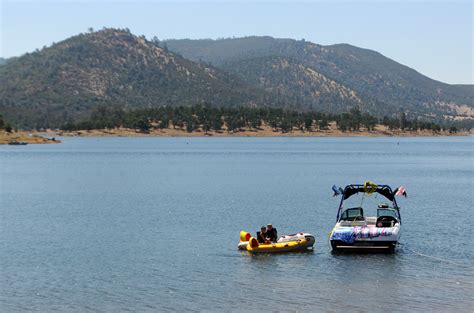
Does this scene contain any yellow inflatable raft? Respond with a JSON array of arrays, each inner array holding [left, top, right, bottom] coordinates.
[[238, 231, 315, 253]]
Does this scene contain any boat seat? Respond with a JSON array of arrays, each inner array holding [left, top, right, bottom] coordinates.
[[376, 216, 398, 228]]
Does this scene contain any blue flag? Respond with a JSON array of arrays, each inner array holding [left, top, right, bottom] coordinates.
[[332, 185, 343, 197]]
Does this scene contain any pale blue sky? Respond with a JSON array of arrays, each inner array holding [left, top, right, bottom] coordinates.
[[1, 0, 472, 84]]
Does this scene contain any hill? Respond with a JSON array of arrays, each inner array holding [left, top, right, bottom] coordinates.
[[1, 30, 472, 129], [0, 29, 275, 129], [165, 37, 474, 120], [220, 55, 365, 113]]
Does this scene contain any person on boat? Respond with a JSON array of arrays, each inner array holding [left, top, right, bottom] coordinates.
[[266, 224, 278, 242], [257, 226, 269, 244]]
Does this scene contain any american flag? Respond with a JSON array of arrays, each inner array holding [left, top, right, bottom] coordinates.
[[395, 186, 407, 197]]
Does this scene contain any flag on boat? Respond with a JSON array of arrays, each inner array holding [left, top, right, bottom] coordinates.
[[395, 186, 407, 197], [332, 185, 344, 197]]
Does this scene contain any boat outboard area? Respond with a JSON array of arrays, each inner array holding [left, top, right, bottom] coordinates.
[[238, 230, 316, 253], [330, 182, 406, 253]]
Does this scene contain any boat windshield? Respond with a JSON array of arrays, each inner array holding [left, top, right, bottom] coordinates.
[[340, 208, 364, 221], [377, 208, 398, 219]]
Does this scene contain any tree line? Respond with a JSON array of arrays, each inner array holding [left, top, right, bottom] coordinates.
[[0, 113, 12, 132], [60, 105, 458, 133]]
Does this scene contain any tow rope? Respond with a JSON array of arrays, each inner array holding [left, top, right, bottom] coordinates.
[[400, 243, 474, 270]]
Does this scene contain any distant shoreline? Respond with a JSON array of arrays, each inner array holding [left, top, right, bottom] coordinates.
[[0, 125, 470, 145], [46, 124, 470, 139], [0, 131, 60, 145]]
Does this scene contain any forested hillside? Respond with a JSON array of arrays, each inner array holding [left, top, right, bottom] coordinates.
[[166, 37, 474, 120], [0, 29, 277, 128], [1, 29, 472, 129]]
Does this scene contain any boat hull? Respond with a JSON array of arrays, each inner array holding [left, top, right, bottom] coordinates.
[[330, 240, 397, 252], [330, 224, 400, 252]]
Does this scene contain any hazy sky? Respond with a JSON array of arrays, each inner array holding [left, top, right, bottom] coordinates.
[[1, 0, 472, 84]]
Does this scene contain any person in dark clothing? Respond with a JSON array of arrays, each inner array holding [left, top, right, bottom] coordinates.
[[266, 224, 278, 242], [257, 226, 269, 244]]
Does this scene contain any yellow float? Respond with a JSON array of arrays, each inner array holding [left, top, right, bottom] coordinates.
[[238, 231, 315, 253]]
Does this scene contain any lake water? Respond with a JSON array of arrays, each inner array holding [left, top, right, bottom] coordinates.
[[1, 136, 473, 312]]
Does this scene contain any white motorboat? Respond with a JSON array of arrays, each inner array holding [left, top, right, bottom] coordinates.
[[330, 183, 403, 252]]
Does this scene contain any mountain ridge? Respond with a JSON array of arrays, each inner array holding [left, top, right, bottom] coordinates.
[[0, 29, 281, 128], [165, 36, 473, 119], [0, 29, 472, 129]]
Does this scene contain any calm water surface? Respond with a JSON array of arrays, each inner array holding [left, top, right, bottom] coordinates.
[[1, 137, 473, 312]]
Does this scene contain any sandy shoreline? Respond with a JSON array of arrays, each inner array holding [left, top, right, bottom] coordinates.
[[1, 124, 469, 144], [0, 131, 60, 145], [45, 123, 469, 138]]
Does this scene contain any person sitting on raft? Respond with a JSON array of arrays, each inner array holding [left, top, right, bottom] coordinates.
[[257, 226, 270, 244], [266, 224, 278, 242]]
